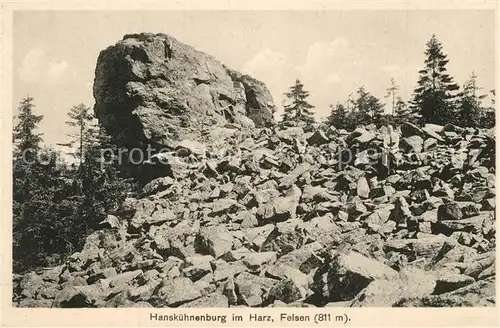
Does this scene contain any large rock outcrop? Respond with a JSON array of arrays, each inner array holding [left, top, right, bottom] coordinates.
[[93, 33, 276, 149]]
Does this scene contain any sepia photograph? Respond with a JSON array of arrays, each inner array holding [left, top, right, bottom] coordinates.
[[3, 3, 497, 317]]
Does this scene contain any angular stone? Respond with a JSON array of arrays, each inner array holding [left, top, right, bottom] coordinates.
[[156, 277, 202, 306], [99, 214, 121, 229], [220, 247, 250, 262], [301, 185, 332, 203], [141, 177, 175, 196], [257, 185, 301, 223], [422, 125, 444, 142], [241, 252, 277, 270], [179, 293, 228, 308], [401, 136, 424, 153], [130, 199, 177, 228], [235, 280, 264, 307], [102, 270, 143, 289], [52, 285, 104, 308], [128, 280, 161, 301], [350, 269, 436, 307], [399, 277, 495, 307], [153, 219, 200, 256], [175, 139, 206, 157], [222, 277, 238, 305], [249, 189, 280, 206], [423, 138, 438, 151], [480, 198, 495, 211], [278, 163, 311, 189], [237, 211, 258, 229], [18, 272, 44, 298], [433, 273, 475, 294], [182, 255, 214, 281], [212, 260, 247, 281], [477, 263, 495, 280], [437, 202, 463, 221], [243, 224, 275, 250], [383, 236, 458, 262], [275, 243, 324, 274], [17, 299, 53, 308], [369, 185, 395, 198], [378, 220, 396, 234], [347, 128, 376, 145], [194, 278, 215, 294], [87, 267, 117, 285], [356, 176, 370, 199], [234, 272, 277, 306], [311, 251, 398, 302], [459, 202, 481, 218], [266, 278, 308, 304], [389, 196, 412, 224], [260, 221, 309, 256], [463, 251, 495, 278], [210, 199, 242, 216], [347, 200, 367, 218], [265, 264, 310, 289], [302, 215, 341, 247], [434, 214, 488, 234], [198, 226, 234, 259], [235, 272, 278, 290], [307, 130, 329, 146]]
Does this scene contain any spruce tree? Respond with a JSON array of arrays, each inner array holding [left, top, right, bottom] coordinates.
[[12, 97, 70, 271], [65, 103, 96, 164], [12, 97, 44, 222], [456, 72, 486, 127], [394, 97, 415, 124], [352, 86, 384, 124], [410, 35, 460, 125], [78, 126, 135, 232], [13, 96, 43, 162], [281, 79, 316, 126], [327, 102, 347, 129], [385, 78, 400, 115], [480, 89, 495, 128]]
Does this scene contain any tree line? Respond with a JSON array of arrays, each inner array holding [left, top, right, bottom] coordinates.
[[280, 35, 495, 130], [12, 100, 136, 273]]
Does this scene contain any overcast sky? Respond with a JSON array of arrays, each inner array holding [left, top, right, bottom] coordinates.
[[14, 10, 495, 146]]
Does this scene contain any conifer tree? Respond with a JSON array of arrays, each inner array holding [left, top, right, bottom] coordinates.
[[480, 89, 496, 128], [281, 79, 316, 125], [12, 97, 69, 271], [410, 35, 460, 125], [327, 102, 348, 129], [13, 97, 44, 221], [65, 103, 96, 164], [456, 71, 486, 127], [13, 96, 43, 162], [352, 86, 384, 124], [385, 78, 400, 115], [394, 97, 415, 124], [78, 126, 135, 232]]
